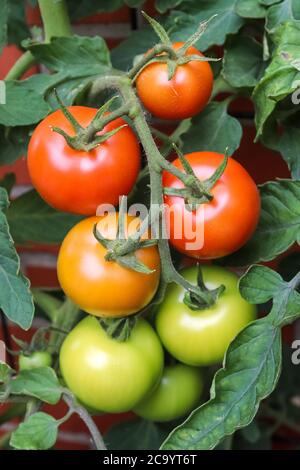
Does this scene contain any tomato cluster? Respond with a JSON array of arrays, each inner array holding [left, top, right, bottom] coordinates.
[[27, 41, 259, 421]]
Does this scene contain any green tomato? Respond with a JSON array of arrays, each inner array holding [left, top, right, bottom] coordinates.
[[134, 363, 203, 422], [59, 316, 164, 413], [19, 351, 52, 371], [156, 266, 256, 366]]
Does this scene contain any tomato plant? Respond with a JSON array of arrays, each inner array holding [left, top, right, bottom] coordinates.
[[1, 0, 300, 454], [27, 107, 141, 215], [60, 316, 164, 413], [136, 42, 213, 120], [163, 152, 260, 259], [19, 351, 52, 370], [133, 363, 203, 422]]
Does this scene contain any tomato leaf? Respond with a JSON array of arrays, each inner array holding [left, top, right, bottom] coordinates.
[[10, 412, 59, 450], [6, 189, 82, 245], [161, 319, 281, 450], [240, 265, 300, 327], [66, 0, 123, 20], [0, 125, 31, 165], [182, 100, 242, 155], [155, 0, 184, 13], [0, 361, 12, 384], [0, 81, 50, 126], [253, 21, 300, 139], [27, 36, 111, 78], [266, 0, 300, 32], [106, 418, 169, 450], [10, 367, 62, 405], [235, 0, 267, 18], [0, 188, 34, 330], [112, 27, 157, 70], [223, 37, 267, 88], [167, 0, 245, 51], [222, 180, 300, 265]]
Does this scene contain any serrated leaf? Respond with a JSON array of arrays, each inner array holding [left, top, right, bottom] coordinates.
[[161, 319, 281, 450], [10, 412, 59, 450], [0, 188, 34, 330], [266, 0, 300, 32], [106, 418, 168, 450], [223, 37, 267, 88], [10, 367, 62, 404], [0, 81, 50, 126], [0, 0, 8, 53], [222, 180, 300, 266], [167, 0, 245, 51], [253, 21, 300, 138], [28, 36, 111, 78], [6, 189, 82, 245], [182, 100, 242, 155], [236, 0, 266, 18], [239, 265, 283, 303], [240, 265, 300, 326]]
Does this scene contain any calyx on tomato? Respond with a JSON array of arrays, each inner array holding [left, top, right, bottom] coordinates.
[[52, 93, 131, 152], [164, 144, 228, 211], [93, 197, 157, 274], [184, 264, 225, 310], [131, 13, 218, 82]]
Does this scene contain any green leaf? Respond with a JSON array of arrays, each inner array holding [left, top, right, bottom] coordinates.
[[253, 21, 300, 138], [0, 188, 34, 330], [240, 265, 300, 326], [223, 37, 267, 88], [168, 0, 245, 51], [182, 100, 242, 155], [0, 361, 12, 383], [112, 27, 157, 70], [266, 0, 300, 32], [155, 0, 184, 13], [161, 319, 281, 450], [7, 0, 31, 45], [262, 123, 300, 179], [222, 180, 300, 266], [10, 367, 62, 404], [66, 0, 122, 20], [260, 0, 281, 5], [235, 0, 267, 18], [0, 0, 8, 53], [239, 265, 283, 303], [6, 189, 82, 245], [106, 418, 168, 450], [10, 412, 59, 450], [0, 81, 50, 126], [0, 125, 31, 165], [28, 36, 111, 78]]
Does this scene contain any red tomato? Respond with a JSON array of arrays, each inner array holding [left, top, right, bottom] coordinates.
[[27, 107, 141, 215], [163, 151, 260, 259], [136, 42, 213, 120]]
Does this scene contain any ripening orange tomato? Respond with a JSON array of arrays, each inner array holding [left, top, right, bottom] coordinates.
[[57, 214, 161, 317]]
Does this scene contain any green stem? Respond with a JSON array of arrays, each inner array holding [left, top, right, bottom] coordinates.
[[5, 0, 72, 80], [63, 392, 106, 450], [38, 0, 72, 42], [89, 74, 217, 306]]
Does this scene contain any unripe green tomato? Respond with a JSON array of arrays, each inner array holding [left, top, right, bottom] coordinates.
[[156, 265, 256, 366], [133, 363, 203, 422], [59, 316, 164, 413], [19, 351, 52, 370]]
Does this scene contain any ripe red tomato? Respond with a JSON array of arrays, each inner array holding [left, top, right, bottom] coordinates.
[[163, 151, 260, 259], [136, 42, 213, 120], [57, 213, 161, 317], [27, 107, 141, 215]]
